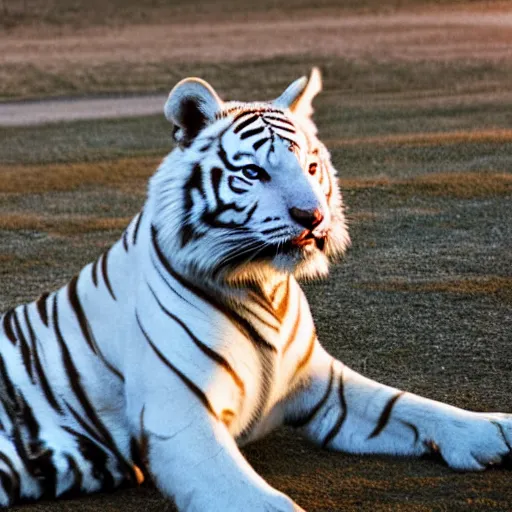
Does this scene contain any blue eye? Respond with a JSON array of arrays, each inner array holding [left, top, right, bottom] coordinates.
[[242, 165, 262, 180], [241, 165, 271, 182]]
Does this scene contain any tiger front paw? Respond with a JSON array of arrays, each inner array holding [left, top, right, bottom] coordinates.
[[431, 412, 512, 471]]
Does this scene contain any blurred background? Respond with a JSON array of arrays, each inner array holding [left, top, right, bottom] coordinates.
[[1, 1, 511, 511]]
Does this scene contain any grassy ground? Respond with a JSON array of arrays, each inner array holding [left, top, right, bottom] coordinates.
[[1, 0, 503, 29], [2, 5, 511, 101], [1, 1, 512, 510]]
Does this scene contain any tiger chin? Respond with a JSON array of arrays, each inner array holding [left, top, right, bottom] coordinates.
[[0, 69, 510, 511]]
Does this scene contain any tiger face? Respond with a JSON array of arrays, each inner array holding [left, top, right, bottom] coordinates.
[[151, 69, 350, 284]]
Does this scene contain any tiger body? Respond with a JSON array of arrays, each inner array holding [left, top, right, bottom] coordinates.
[[0, 69, 510, 510]]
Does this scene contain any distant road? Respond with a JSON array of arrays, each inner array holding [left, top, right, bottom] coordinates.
[[1, 8, 511, 127], [0, 94, 167, 127]]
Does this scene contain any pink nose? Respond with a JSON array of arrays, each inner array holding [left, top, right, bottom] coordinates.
[[289, 207, 324, 230]]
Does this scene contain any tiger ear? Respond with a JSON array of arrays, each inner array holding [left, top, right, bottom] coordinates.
[[164, 78, 224, 146], [274, 67, 322, 118]]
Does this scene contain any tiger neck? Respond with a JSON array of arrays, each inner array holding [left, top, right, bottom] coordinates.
[[147, 216, 290, 310]]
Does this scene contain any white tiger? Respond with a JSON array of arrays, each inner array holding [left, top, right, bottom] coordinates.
[[0, 68, 510, 511]]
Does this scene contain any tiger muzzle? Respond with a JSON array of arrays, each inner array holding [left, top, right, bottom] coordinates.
[[292, 229, 326, 251]]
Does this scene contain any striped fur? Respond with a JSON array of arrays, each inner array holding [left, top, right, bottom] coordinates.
[[0, 69, 510, 511]]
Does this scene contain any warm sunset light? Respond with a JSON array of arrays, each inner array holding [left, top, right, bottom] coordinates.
[[0, 1, 511, 511]]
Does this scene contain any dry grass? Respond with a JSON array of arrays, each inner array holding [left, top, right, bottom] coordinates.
[[0, 253, 57, 274], [360, 276, 512, 303], [0, 213, 131, 236], [0, 157, 157, 195], [0, 0, 499, 30], [327, 129, 512, 148], [340, 171, 512, 199], [1, 5, 512, 100]]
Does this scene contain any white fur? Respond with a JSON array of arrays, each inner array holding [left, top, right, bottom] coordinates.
[[0, 70, 509, 511]]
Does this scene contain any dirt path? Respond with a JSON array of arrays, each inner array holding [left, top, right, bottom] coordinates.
[[0, 94, 167, 126], [1, 7, 511, 126]]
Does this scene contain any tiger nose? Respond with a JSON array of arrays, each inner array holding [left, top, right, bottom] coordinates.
[[289, 207, 324, 230]]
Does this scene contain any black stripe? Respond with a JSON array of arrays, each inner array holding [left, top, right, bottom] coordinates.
[[133, 210, 144, 245], [262, 115, 295, 126], [151, 225, 276, 433], [218, 145, 242, 172], [243, 202, 258, 226], [152, 225, 276, 352], [60, 454, 83, 498], [0, 453, 20, 504], [65, 403, 107, 450], [400, 420, 420, 444], [65, 405, 135, 485], [68, 275, 124, 381], [248, 288, 280, 322], [229, 107, 285, 122], [232, 110, 259, 123], [63, 426, 115, 490], [267, 122, 296, 134], [32, 446, 57, 499], [122, 230, 129, 252], [252, 137, 269, 151], [150, 252, 198, 310], [181, 164, 206, 247], [148, 283, 245, 396], [2, 310, 17, 345], [288, 361, 335, 428], [35, 293, 50, 327], [322, 372, 348, 448], [233, 114, 260, 134], [13, 309, 33, 382], [23, 306, 62, 413], [228, 175, 250, 194], [211, 166, 223, 199], [101, 250, 117, 301], [52, 297, 126, 467], [368, 392, 404, 439], [136, 313, 217, 418], [238, 304, 279, 332], [19, 393, 40, 440], [0, 354, 17, 404], [91, 258, 99, 287], [68, 276, 97, 354], [240, 126, 265, 140]]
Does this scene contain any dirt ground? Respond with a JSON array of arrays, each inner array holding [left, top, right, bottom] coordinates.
[[1, 1, 512, 511], [1, 3, 512, 101]]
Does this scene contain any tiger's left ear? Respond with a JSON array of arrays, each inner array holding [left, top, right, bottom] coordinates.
[[274, 67, 322, 119], [164, 78, 224, 146]]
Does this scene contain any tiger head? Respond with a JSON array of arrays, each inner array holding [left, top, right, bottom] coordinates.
[[150, 68, 350, 285]]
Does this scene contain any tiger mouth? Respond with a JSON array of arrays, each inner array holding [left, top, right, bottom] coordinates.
[[254, 231, 326, 260], [221, 231, 327, 271], [291, 230, 326, 251]]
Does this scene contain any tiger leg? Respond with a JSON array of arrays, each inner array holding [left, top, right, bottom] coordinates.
[[134, 395, 305, 512], [285, 344, 512, 470]]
